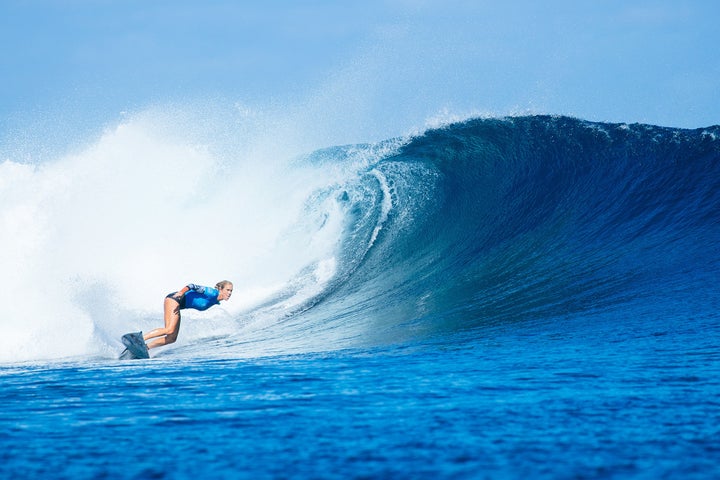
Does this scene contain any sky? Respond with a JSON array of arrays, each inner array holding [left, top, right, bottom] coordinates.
[[1, 0, 719, 157]]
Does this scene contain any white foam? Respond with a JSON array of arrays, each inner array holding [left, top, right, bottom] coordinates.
[[368, 168, 393, 248], [0, 108, 373, 363]]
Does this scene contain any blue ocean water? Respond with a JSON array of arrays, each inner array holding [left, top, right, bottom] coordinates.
[[2, 115, 720, 478]]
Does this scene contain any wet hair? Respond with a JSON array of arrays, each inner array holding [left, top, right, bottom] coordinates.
[[216, 280, 233, 290]]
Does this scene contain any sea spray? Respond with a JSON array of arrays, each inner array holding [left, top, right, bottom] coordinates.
[[0, 106, 404, 362]]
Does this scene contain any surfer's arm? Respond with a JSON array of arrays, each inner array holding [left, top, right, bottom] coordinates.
[[172, 285, 192, 298], [186, 283, 210, 294], [175, 284, 204, 296]]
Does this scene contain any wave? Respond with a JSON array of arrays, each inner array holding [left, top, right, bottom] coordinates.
[[2, 114, 719, 362], [208, 115, 720, 357]]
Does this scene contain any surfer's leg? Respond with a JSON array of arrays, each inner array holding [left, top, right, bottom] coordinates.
[[144, 297, 182, 349]]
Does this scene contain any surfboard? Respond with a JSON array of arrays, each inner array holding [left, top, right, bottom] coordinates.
[[119, 331, 150, 360]]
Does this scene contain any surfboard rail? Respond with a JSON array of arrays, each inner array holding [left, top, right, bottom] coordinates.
[[119, 332, 150, 360]]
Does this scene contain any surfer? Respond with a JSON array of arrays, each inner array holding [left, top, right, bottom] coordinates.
[[143, 281, 234, 350]]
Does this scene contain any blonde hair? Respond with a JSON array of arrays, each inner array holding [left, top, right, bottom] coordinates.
[[216, 280, 233, 290]]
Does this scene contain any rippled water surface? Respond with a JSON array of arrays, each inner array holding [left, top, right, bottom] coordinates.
[[3, 306, 719, 479]]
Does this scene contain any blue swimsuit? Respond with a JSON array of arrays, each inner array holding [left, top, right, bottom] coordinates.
[[167, 284, 220, 311]]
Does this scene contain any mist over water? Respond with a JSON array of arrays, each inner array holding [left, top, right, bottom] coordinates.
[[0, 104, 395, 362]]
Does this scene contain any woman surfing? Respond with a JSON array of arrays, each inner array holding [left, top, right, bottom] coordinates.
[[120, 281, 233, 359]]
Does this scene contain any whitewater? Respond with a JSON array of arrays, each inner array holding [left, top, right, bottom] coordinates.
[[2, 111, 719, 478]]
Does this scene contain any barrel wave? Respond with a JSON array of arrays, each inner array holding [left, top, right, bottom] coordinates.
[[223, 115, 720, 356], [2, 114, 718, 362]]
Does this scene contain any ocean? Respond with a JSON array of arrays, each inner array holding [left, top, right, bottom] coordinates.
[[1, 115, 719, 478]]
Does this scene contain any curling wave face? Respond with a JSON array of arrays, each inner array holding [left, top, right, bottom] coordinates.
[[220, 115, 720, 356]]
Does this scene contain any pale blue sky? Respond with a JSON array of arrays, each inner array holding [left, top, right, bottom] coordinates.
[[1, 0, 718, 155]]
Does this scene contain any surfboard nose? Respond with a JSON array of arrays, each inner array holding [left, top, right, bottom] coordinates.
[[120, 332, 150, 360]]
